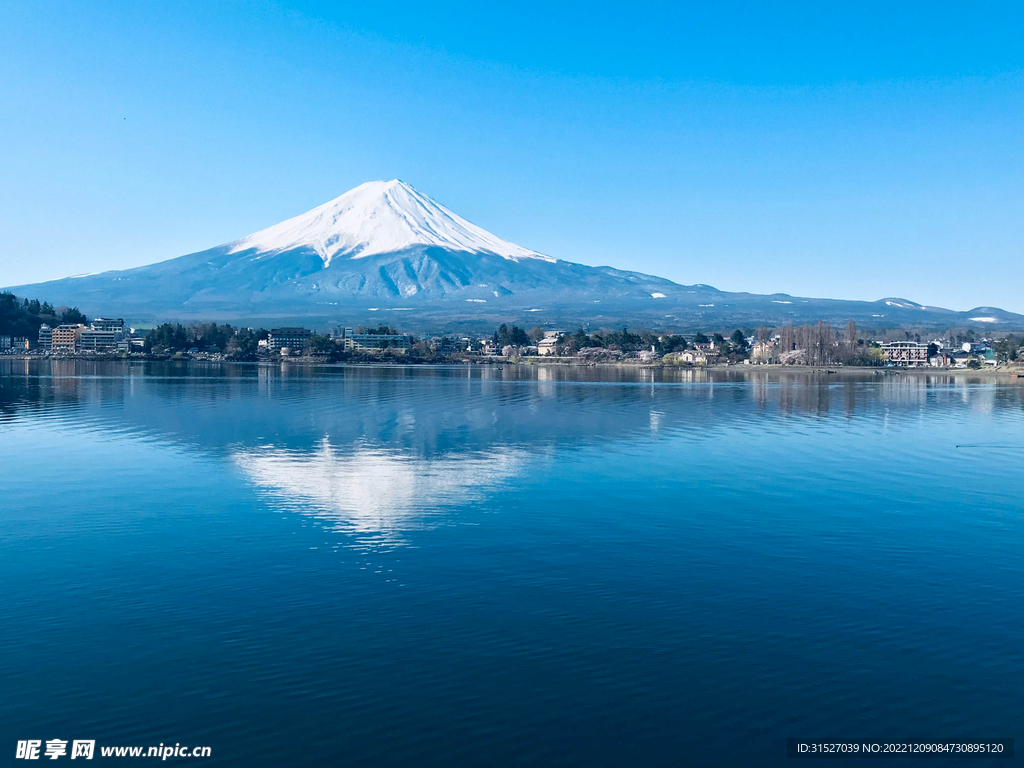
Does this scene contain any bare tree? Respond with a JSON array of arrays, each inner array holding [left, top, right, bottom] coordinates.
[[779, 323, 796, 353], [820, 321, 834, 364], [790, 321, 835, 365]]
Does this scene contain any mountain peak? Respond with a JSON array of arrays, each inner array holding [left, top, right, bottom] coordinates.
[[227, 180, 554, 266]]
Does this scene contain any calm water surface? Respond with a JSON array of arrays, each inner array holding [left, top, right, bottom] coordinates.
[[1, 361, 1022, 766]]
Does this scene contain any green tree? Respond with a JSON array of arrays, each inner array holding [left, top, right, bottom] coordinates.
[[356, 325, 398, 335], [493, 323, 529, 347], [0, 292, 71, 337], [658, 334, 687, 353], [145, 323, 189, 352], [189, 322, 235, 352], [993, 336, 1020, 363], [228, 328, 268, 358], [58, 307, 88, 325], [307, 332, 336, 354]]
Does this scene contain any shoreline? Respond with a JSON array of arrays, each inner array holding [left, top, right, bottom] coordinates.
[[3, 354, 1022, 380]]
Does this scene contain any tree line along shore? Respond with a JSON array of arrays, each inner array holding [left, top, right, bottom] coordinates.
[[2, 292, 1022, 370]]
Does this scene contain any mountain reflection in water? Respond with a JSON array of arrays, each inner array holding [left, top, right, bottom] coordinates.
[[235, 439, 530, 543]]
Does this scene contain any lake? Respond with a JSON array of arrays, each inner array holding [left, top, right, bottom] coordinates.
[[2, 360, 1022, 766]]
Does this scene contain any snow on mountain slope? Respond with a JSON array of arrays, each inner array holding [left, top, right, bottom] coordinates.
[[7, 179, 1024, 330], [228, 180, 554, 265]]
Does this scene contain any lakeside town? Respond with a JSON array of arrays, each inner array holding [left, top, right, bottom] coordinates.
[[2, 293, 1022, 371]]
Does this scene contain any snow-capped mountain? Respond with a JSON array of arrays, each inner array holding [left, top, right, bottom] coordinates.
[[6, 180, 1024, 330], [5, 180, 684, 317], [230, 180, 553, 266]]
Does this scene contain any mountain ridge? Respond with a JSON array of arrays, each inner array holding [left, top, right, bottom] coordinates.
[[6, 181, 1023, 332]]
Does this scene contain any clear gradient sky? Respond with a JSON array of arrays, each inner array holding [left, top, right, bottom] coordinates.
[[1, 1, 1022, 310]]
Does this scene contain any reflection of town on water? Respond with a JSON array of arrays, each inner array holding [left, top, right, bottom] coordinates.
[[4, 359, 1022, 439], [3, 360, 1022, 540]]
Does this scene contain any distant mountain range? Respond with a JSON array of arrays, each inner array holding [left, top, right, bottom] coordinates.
[[6, 180, 1023, 332]]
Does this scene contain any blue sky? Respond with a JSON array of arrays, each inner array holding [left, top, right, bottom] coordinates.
[[1, 0, 1021, 310]]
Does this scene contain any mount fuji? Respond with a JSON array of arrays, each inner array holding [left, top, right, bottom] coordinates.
[[229, 179, 551, 266], [6, 180, 1023, 331]]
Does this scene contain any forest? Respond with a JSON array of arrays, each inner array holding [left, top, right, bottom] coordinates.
[[0, 292, 88, 337]]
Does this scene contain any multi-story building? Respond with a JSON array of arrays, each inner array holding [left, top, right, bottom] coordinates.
[[90, 318, 125, 332], [537, 338, 559, 356], [79, 329, 121, 351], [750, 340, 777, 363], [51, 324, 85, 351], [336, 328, 412, 353], [38, 324, 53, 350], [75, 319, 126, 351], [881, 341, 929, 365], [267, 327, 312, 352], [116, 338, 146, 352], [434, 337, 470, 355]]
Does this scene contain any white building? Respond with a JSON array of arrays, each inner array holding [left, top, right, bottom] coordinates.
[[336, 328, 412, 353], [750, 341, 777, 363], [881, 341, 929, 365], [678, 349, 719, 366], [537, 338, 559, 355]]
